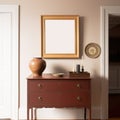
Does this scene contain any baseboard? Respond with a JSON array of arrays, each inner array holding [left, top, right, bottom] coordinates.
[[92, 107, 101, 119], [19, 106, 27, 119], [33, 118, 89, 119], [19, 106, 102, 120]]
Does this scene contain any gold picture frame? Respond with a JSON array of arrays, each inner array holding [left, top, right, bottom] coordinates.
[[41, 15, 80, 58]]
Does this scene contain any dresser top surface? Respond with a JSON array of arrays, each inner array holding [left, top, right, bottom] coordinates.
[[27, 72, 91, 80]]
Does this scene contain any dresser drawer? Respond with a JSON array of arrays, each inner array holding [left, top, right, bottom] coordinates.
[[28, 91, 90, 108], [28, 80, 90, 92]]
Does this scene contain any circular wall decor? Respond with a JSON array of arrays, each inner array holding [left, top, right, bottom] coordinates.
[[85, 43, 101, 58]]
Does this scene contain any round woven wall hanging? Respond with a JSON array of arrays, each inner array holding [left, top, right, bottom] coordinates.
[[85, 43, 101, 58]]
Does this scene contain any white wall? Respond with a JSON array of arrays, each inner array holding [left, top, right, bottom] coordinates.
[[0, 0, 120, 119]]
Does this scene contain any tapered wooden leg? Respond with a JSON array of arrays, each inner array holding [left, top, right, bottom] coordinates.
[[27, 108, 29, 120], [84, 108, 86, 120], [84, 108, 91, 120], [31, 108, 33, 120], [88, 108, 91, 120], [35, 108, 37, 120]]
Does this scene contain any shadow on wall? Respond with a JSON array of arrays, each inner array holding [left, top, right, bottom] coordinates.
[[91, 69, 108, 118], [52, 64, 68, 73], [91, 70, 102, 106]]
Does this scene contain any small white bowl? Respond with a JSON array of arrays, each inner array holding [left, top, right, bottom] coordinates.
[[52, 73, 64, 77]]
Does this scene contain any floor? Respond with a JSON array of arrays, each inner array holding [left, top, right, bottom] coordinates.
[[94, 118, 120, 120], [109, 117, 120, 120]]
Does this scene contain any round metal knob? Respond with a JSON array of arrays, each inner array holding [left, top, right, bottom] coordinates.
[[76, 84, 80, 88], [38, 96, 43, 101], [77, 96, 81, 100], [37, 83, 42, 88]]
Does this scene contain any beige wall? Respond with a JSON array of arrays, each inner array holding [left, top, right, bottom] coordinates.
[[0, 0, 120, 119]]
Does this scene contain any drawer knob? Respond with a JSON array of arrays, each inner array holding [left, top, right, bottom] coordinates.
[[76, 84, 80, 88], [77, 96, 81, 100], [38, 96, 43, 101], [37, 84, 42, 88]]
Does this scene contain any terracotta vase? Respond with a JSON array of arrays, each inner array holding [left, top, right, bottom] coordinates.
[[29, 57, 46, 76]]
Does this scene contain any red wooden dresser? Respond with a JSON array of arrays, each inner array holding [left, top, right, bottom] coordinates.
[[27, 73, 91, 120]]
